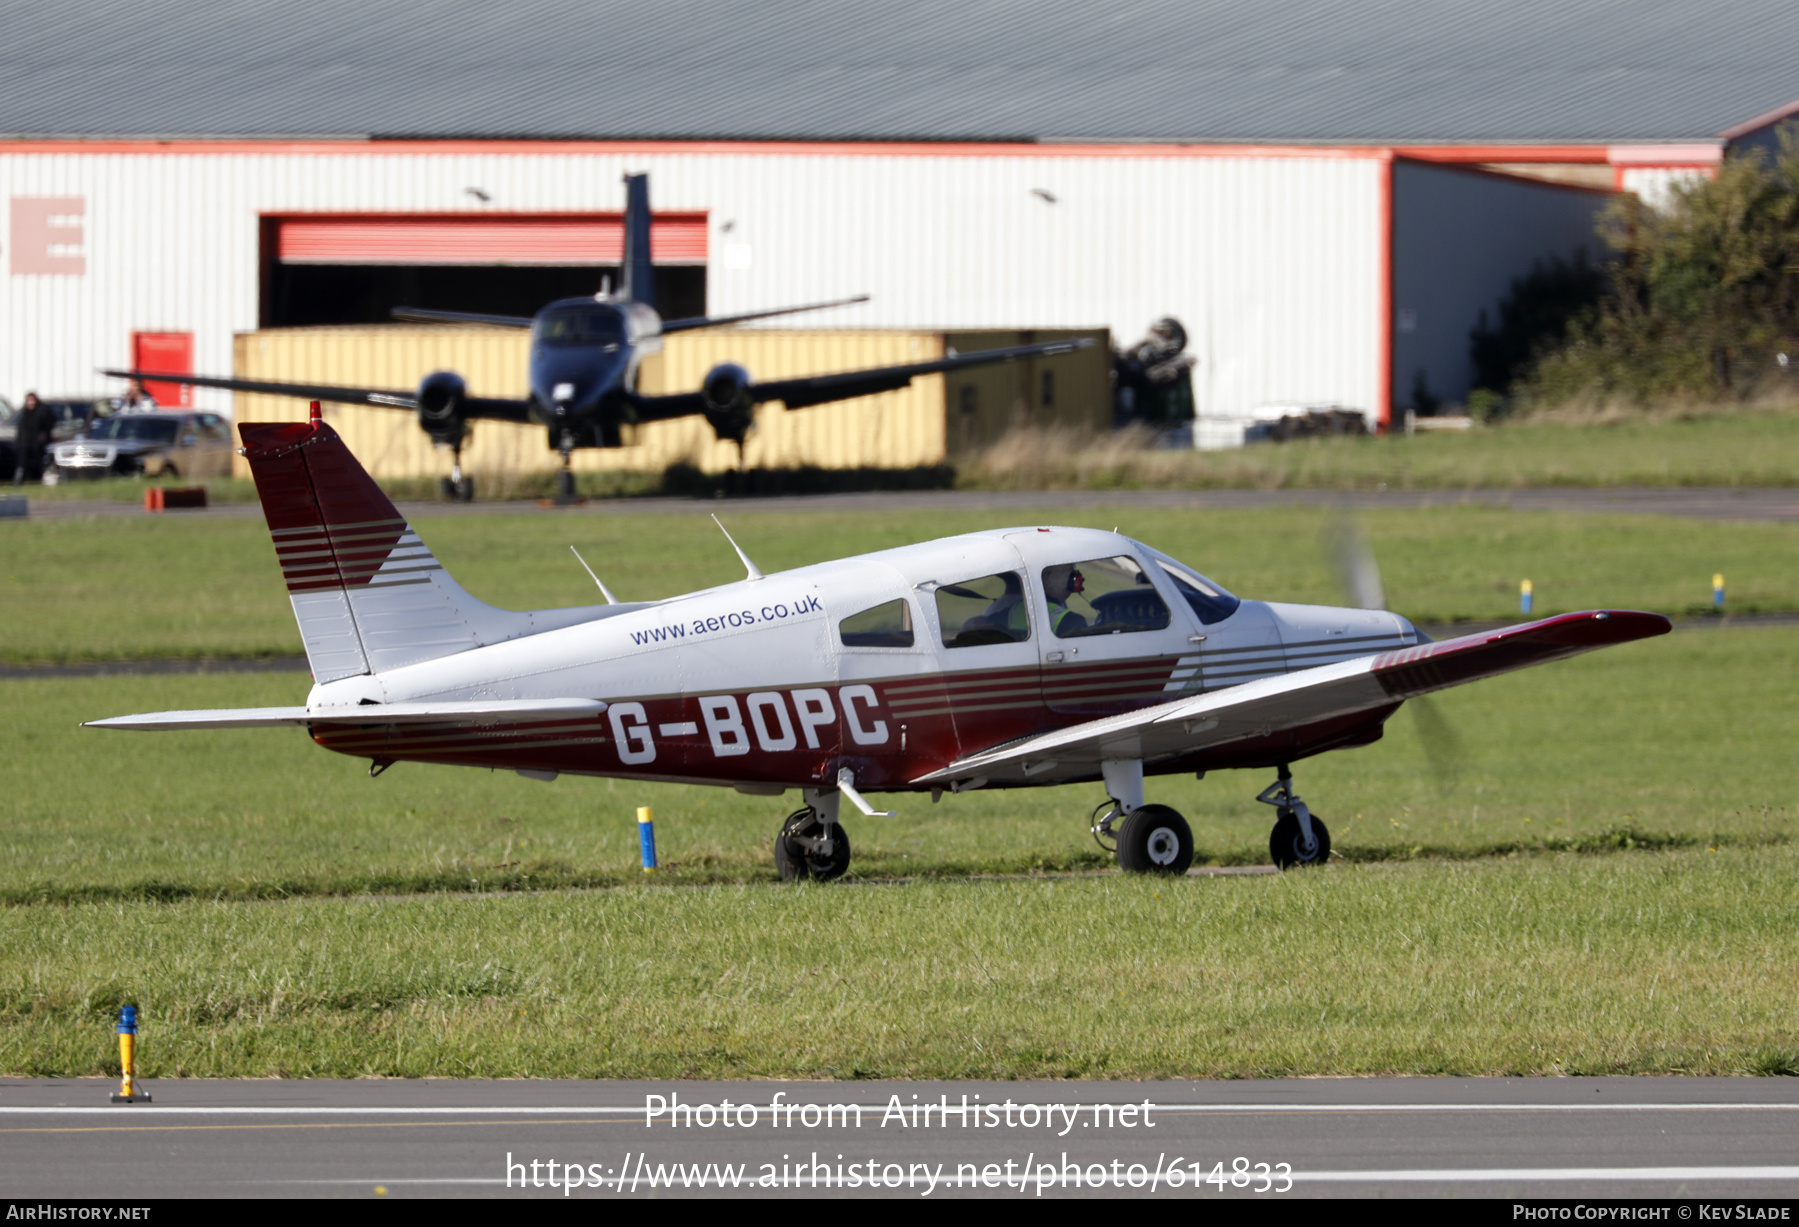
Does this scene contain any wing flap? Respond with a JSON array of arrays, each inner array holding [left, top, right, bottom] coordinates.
[[87, 698, 608, 732], [915, 610, 1670, 786]]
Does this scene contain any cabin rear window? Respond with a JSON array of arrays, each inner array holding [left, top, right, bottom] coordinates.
[[839, 599, 914, 648], [934, 572, 1031, 647]]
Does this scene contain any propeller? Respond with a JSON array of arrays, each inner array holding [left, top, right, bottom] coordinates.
[[1319, 516, 1466, 793]]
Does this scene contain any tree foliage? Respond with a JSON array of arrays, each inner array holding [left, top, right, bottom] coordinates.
[[1523, 130, 1799, 405]]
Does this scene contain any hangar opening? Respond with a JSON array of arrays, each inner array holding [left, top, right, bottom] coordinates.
[[258, 212, 710, 327]]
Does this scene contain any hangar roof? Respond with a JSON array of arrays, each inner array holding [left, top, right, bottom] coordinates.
[[2, 0, 1795, 146]]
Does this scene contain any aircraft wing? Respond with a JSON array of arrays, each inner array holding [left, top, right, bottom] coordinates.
[[86, 698, 608, 732], [912, 611, 1671, 788], [661, 294, 871, 334], [100, 369, 536, 423], [629, 337, 1094, 422], [391, 307, 535, 328]]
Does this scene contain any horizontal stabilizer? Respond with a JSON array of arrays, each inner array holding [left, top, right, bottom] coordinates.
[[86, 698, 608, 732]]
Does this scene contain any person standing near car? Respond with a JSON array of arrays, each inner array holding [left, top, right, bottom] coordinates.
[[116, 379, 158, 415], [12, 392, 51, 485]]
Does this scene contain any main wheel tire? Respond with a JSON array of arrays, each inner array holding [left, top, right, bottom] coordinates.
[[1115, 804, 1194, 875], [440, 476, 457, 501], [455, 476, 475, 502], [774, 808, 852, 882], [1269, 809, 1331, 869]]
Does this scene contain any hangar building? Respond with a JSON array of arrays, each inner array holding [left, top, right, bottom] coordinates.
[[2, 0, 1796, 462]]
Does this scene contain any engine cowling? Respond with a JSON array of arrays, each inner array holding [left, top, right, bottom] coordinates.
[[700, 363, 754, 444], [415, 371, 470, 446]]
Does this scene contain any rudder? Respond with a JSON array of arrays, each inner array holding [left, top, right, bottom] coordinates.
[[240, 420, 538, 682]]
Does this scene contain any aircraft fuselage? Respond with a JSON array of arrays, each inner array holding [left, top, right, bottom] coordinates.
[[302, 525, 1421, 792]]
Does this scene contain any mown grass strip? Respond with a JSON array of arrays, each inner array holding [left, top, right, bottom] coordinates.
[[3, 847, 1796, 1080], [3, 625, 1792, 904], [6, 502, 1799, 663]]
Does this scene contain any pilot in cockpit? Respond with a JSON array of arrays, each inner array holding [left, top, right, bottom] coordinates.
[[1041, 564, 1089, 636]]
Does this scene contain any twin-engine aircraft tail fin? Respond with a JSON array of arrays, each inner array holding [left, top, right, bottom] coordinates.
[[618, 172, 655, 310], [240, 419, 592, 683]]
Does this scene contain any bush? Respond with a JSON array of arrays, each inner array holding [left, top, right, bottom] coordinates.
[[1469, 253, 1604, 399], [1522, 127, 1799, 406]]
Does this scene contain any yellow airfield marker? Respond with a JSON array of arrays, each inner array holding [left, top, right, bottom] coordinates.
[[110, 1005, 150, 1104]]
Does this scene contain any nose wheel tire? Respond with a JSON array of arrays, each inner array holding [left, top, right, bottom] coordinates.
[[1115, 804, 1194, 876], [440, 476, 475, 502], [774, 808, 851, 882], [1270, 809, 1331, 869]]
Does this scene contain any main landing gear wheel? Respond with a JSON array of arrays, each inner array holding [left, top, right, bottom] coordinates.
[[1114, 804, 1194, 876], [1269, 809, 1331, 869], [774, 808, 851, 882], [440, 476, 475, 502]]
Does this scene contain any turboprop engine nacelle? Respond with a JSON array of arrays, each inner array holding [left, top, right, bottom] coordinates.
[[700, 363, 755, 444], [415, 371, 470, 446]]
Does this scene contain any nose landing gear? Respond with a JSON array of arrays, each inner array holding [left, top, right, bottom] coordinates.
[[439, 442, 475, 502], [1259, 764, 1331, 868]]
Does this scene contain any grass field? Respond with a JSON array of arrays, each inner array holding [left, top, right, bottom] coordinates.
[[4, 503, 1796, 662], [4, 848, 1795, 1080], [2, 626, 1791, 906], [1, 496, 1795, 1078], [20, 408, 1799, 500], [965, 411, 1799, 491]]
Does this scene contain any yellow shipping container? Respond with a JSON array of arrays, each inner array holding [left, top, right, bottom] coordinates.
[[230, 325, 1107, 481]]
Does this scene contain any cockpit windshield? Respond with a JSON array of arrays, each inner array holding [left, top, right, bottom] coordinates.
[[1127, 539, 1242, 625], [533, 304, 626, 348]]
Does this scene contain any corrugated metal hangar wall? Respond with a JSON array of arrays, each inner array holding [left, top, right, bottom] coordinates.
[[0, 141, 1613, 464]]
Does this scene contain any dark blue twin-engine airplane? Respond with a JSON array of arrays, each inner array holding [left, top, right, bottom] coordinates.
[[109, 174, 1089, 501]]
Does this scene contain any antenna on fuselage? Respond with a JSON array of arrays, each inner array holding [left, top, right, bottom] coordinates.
[[568, 546, 621, 604], [710, 515, 764, 581]]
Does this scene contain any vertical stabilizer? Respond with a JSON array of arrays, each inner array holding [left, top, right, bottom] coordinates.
[[239, 420, 577, 682], [618, 172, 655, 311]]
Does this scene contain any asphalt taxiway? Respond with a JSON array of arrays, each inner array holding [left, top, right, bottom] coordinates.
[[3, 1077, 1796, 1199]]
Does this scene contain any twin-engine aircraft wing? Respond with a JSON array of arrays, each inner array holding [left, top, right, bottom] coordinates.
[[660, 294, 873, 334], [390, 307, 535, 328], [98, 368, 535, 423], [85, 698, 608, 732], [913, 611, 1671, 788], [630, 337, 1094, 422]]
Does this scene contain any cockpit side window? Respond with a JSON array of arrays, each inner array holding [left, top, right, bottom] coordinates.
[[840, 598, 914, 648], [1042, 556, 1171, 638], [934, 572, 1030, 647]]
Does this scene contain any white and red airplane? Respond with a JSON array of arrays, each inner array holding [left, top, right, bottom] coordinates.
[[90, 412, 1671, 879]]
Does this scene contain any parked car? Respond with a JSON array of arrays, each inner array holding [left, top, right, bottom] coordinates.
[[0, 397, 15, 479], [1, 396, 115, 479], [45, 411, 234, 482]]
